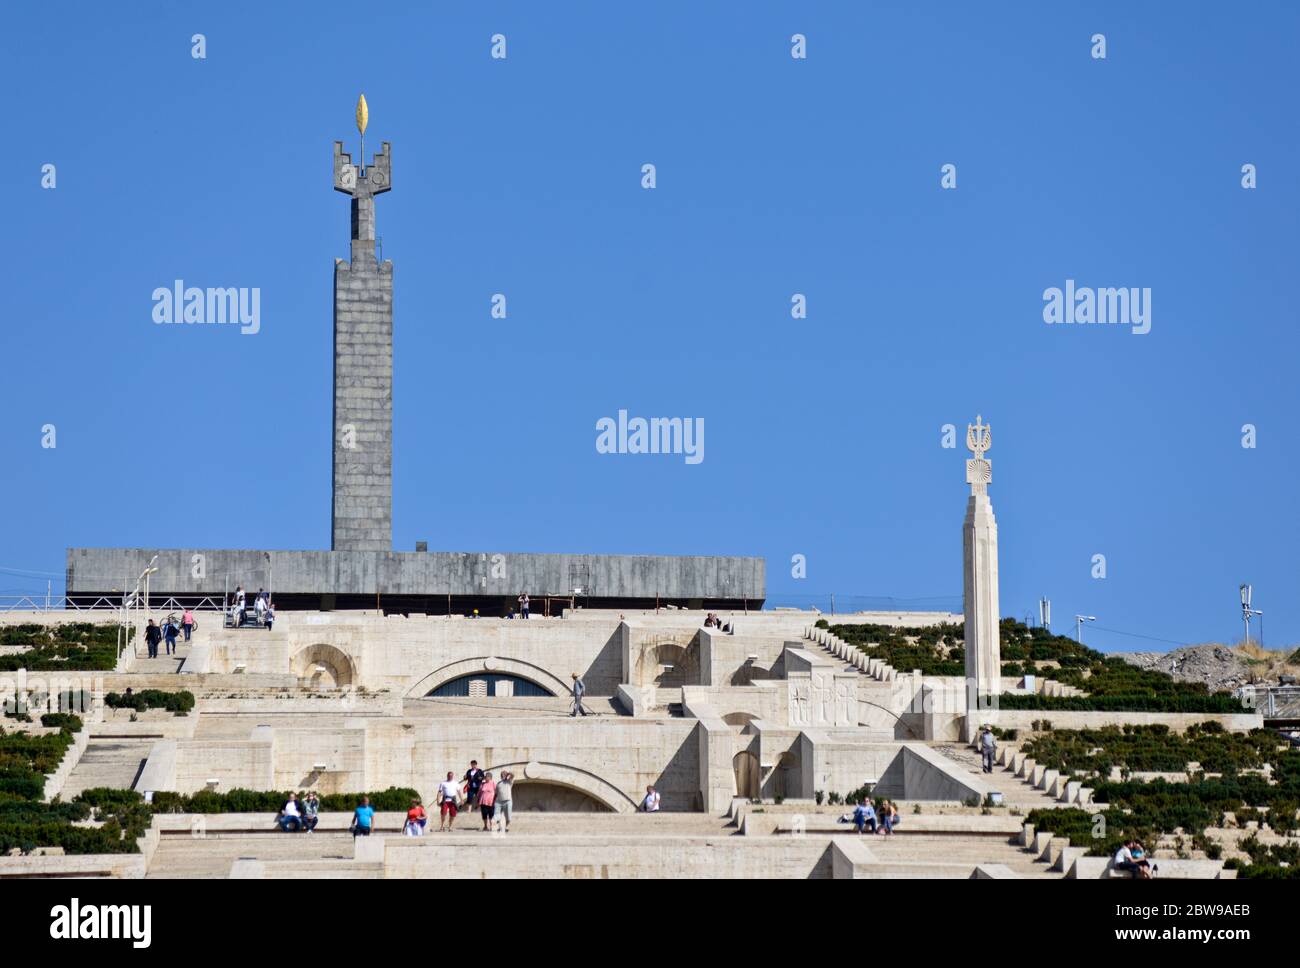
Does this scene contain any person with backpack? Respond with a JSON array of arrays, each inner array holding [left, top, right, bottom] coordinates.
[[162, 618, 179, 656]]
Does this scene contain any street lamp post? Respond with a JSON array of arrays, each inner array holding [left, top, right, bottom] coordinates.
[[1075, 614, 1096, 643]]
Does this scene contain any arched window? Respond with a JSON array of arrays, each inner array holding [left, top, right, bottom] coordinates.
[[428, 673, 552, 698]]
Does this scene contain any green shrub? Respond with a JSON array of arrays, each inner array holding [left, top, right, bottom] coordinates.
[[39, 713, 83, 733], [105, 690, 195, 714], [143, 786, 421, 814], [0, 623, 120, 672]]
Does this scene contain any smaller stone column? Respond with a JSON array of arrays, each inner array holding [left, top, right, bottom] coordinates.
[[962, 416, 1001, 707]]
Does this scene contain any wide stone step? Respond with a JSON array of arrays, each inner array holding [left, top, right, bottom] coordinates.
[[59, 739, 154, 799]]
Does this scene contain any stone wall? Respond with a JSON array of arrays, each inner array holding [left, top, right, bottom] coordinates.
[[65, 549, 765, 603]]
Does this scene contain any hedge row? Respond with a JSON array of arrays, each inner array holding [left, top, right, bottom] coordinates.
[[77, 785, 422, 815], [996, 692, 1244, 713], [105, 690, 195, 714], [1020, 723, 1279, 776], [1028, 758, 1300, 861], [0, 622, 122, 672]]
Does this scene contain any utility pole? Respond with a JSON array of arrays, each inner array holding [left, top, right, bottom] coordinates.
[[1240, 584, 1262, 645], [1075, 614, 1096, 643]]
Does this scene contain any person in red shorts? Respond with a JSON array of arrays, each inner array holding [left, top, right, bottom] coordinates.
[[437, 771, 461, 831]]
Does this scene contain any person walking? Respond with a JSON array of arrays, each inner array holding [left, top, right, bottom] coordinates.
[[232, 586, 246, 627], [463, 760, 484, 810], [495, 771, 513, 833], [478, 772, 497, 831], [163, 618, 179, 656], [437, 771, 461, 831], [570, 672, 588, 717], [351, 795, 375, 837], [979, 725, 997, 774], [264, 601, 275, 631], [144, 619, 162, 659], [641, 785, 661, 812], [181, 608, 196, 642]]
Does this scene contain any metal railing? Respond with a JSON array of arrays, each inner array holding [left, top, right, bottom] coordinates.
[[0, 595, 228, 613]]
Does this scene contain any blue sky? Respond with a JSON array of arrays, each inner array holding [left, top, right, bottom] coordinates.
[[3, 2, 1297, 650]]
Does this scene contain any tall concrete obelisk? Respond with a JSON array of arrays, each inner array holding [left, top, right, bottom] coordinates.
[[962, 415, 1001, 703], [331, 95, 393, 552]]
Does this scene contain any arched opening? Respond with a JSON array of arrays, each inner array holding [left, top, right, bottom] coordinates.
[[632, 641, 699, 688], [482, 761, 638, 813], [733, 750, 760, 800], [511, 781, 614, 813], [428, 673, 553, 698], [722, 711, 758, 731], [406, 658, 569, 699], [290, 643, 356, 688]]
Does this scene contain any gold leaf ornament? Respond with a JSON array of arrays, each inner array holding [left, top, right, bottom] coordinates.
[[356, 94, 369, 136]]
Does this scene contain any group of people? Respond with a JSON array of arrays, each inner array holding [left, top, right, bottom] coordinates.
[[142, 610, 197, 658], [849, 797, 900, 835], [276, 791, 321, 832], [1113, 840, 1157, 879], [229, 586, 275, 629], [428, 762, 515, 832], [702, 613, 734, 634], [281, 772, 667, 837]]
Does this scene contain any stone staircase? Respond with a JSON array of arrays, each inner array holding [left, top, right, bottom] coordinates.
[[144, 811, 735, 878], [857, 831, 1066, 878], [962, 735, 1095, 807], [58, 738, 153, 799], [805, 627, 898, 681], [933, 742, 1069, 811], [147, 830, 376, 879]]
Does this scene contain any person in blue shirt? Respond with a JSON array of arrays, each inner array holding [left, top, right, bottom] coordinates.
[[852, 798, 877, 834], [352, 796, 376, 837]]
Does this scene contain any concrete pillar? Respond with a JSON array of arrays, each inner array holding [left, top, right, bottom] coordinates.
[[962, 416, 1001, 704], [332, 140, 394, 552]]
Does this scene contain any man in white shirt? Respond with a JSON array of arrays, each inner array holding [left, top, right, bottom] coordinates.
[[437, 771, 462, 831], [278, 793, 302, 832], [641, 785, 661, 812], [1113, 841, 1142, 878]]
